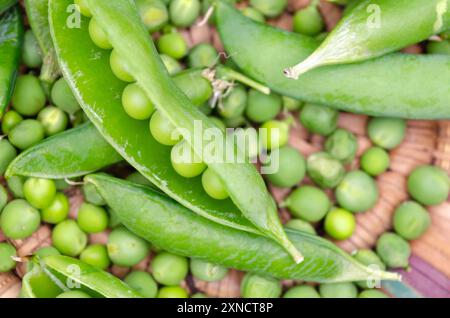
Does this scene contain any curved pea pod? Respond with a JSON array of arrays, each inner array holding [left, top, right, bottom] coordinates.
[[0, 6, 23, 118], [215, 1, 450, 119], [49, 0, 302, 262], [0, 0, 17, 15], [21, 256, 142, 298], [24, 0, 60, 84], [285, 0, 450, 78], [6, 123, 122, 179], [86, 173, 401, 283]]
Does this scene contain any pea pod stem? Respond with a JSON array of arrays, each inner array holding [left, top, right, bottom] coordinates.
[[285, 0, 450, 79], [86, 174, 401, 283], [215, 64, 271, 95]]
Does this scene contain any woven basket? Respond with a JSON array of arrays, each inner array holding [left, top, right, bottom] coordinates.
[[1, 0, 449, 298]]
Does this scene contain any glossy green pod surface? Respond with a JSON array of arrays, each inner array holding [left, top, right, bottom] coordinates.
[[216, 1, 450, 119], [49, 0, 300, 261], [86, 174, 401, 283], [0, 6, 23, 118], [24, 0, 60, 83], [6, 123, 122, 179], [285, 0, 450, 78], [22, 256, 142, 298]]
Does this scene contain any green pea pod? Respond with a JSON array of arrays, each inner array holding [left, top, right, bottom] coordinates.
[[285, 0, 450, 78], [0, 0, 17, 15], [49, 0, 301, 262], [86, 173, 400, 283], [24, 0, 60, 84], [216, 2, 450, 119], [5, 123, 122, 179], [21, 256, 142, 298], [0, 6, 23, 118]]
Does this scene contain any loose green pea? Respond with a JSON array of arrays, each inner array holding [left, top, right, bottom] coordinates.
[[169, 0, 201, 28], [367, 117, 406, 150], [12, 75, 46, 116], [0, 139, 17, 175], [124, 271, 158, 298], [110, 49, 135, 82], [324, 208, 356, 240], [260, 120, 289, 150], [376, 232, 411, 269], [72, 109, 89, 127], [7, 176, 25, 198], [35, 246, 61, 258], [37, 106, 69, 136], [426, 40, 450, 55], [23, 178, 56, 209], [319, 282, 358, 298], [149, 111, 182, 146], [264, 146, 305, 188], [282, 96, 303, 111], [22, 30, 43, 68], [307, 152, 345, 188], [54, 179, 71, 191], [223, 115, 246, 128], [335, 170, 378, 213], [57, 291, 92, 298], [107, 227, 149, 267], [41, 192, 70, 224], [241, 273, 282, 298], [0, 200, 40, 240], [240, 7, 265, 23], [152, 251, 189, 286], [160, 54, 183, 75], [88, 17, 112, 50], [353, 249, 386, 289], [51, 78, 80, 115], [250, 0, 287, 18], [283, 186, 330, 222], [246, 89, 282, 123], [407, 165, 450, 206], [77, 203, 109, 233], [157, 32, 188, 60], [360, 147, 390, 176], [283, 285, 320, 298], [300, 103, 338, 136], [219, 85, 247, 119], [293, 4, 324, 36], [0, 243, 16, 272], [52, 220, 87, 257], [173, 73, 213, 106], [191, 293, 207, 298], [8, 120, 45, 150], [1, 110, 23, 134], [359, 290, 389, 298], [82, 182, 106, 206], [201, 168, 228, 200], [171, 141, 206, 178], [190, 258, 228, 282], [393, 201, 431, 240], [136, 0, 169, 33], [80, 244, 111, 270], [325, 129, 357, 164], [0, 185, 7, 211], [74, 0, 91, 17], [284, 219, 316, 235], [157, 286, 188, 298], [122, 83, 155, 120], [188, 43, 218, 68]]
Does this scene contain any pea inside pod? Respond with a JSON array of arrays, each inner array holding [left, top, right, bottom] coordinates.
[[50, 0, 301, 262], [85, 173, 401, 283]]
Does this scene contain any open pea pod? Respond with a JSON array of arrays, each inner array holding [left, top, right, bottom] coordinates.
[[21, 255, 142, 298], [86, 173, 401, 283], [0, 6, 23, 118], [49, 0, 301, 262], [216, 1, 450, 119], [24, 0, 59, 84], [0, 0, 17, 15], [6, 123, 122, 179]]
